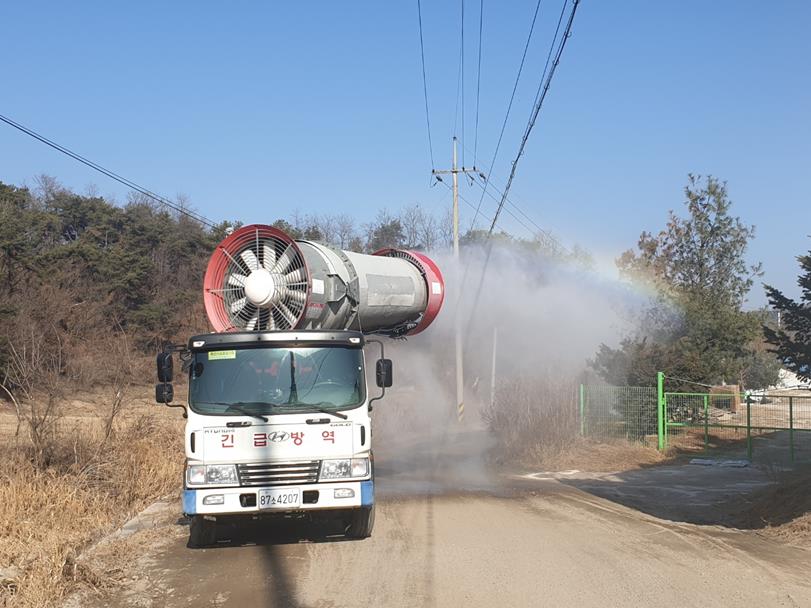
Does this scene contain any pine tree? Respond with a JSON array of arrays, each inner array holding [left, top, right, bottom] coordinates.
[[594, 175, 772, 388], [764, 251, 811, 381]]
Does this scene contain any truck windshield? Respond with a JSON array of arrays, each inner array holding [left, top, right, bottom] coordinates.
[[188, 346, 364, 416]]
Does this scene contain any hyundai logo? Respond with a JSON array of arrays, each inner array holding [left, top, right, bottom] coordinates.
[[267, 431, 290, 443]]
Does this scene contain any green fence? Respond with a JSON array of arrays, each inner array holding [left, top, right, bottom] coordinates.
[[664, 391, 811, 463], [580, 374, 811, 463], [580, 384, 659, 447]]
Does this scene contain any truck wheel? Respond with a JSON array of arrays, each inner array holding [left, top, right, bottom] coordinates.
[[346, 505, 375, 539], [188, 515, 217, 548]]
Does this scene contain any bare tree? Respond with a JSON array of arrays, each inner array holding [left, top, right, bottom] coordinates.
[[101, 321, 133, 444], [289, 209, 304, 233], [33, 174, 64, 204], [399, 204, 424, 249], [419, 211, 440, 252], [6, 323, 66, 466], [314, 214, 338, 246], [439, 206, 454, 248], [335, 214, 356, 249], [126, 190, 160, 210], [347, 235, 365, 252]]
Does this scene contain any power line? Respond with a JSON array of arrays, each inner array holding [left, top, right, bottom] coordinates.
[[470, 175, 571, 254], [467, 0, 545, 232], [0, 113, 217, 228], [472, 162, 558, 239], [464, 0, 581, 335], [460, 0, 466, 168], [521, 0, 570, 139], [416, 0, 435, 170], [445, 144, 567, 246], [459, 138, 570, 254], [488, 0, 579, 234], [435, 175, 539, 241], [473, 0, 484, 164]]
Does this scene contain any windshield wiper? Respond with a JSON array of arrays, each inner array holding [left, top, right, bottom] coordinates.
[[227, 402, 271, 422], [293, 402, 349, 420], [195, 401, 270, 422]]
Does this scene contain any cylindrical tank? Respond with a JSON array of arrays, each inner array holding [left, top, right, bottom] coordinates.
[[203, 224, 444, 337]]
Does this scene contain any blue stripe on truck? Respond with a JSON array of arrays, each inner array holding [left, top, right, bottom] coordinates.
[[182, 490, 197, 515], [360, 480, 374, 506]]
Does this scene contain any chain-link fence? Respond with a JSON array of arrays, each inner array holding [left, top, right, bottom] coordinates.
[[580, 385, 658, 447], [580, 378, 811, 463]]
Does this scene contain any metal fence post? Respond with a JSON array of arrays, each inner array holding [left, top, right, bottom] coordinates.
[[579, 384, 585, 437], [657, 372, 665, 451], [746, 395, 753, 461], [703, 394, 709, 450], [789, 396, 795, 463]]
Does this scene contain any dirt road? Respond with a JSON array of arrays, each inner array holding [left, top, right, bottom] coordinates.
[[74, 435, 811, 608]]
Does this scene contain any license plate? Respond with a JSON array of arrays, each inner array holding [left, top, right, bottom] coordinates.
[[258, 488, 301, 509]]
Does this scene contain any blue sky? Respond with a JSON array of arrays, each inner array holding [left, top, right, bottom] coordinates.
[[1, 1, 809, 305]]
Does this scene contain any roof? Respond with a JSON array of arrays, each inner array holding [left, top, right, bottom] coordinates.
[[186, 330, 365, 351]]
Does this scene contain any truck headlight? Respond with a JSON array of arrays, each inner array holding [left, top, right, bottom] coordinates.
[[320, 458, 369, 480], [186, 464, 238, 486]]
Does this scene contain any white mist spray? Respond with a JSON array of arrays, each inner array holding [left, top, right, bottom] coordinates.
[[372, 242, 648, 492]]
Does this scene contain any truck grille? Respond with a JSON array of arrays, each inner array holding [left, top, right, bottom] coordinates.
[[237, 460, 320, 487]]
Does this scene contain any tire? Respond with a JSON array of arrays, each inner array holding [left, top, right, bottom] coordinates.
[[188, 515, 217, 548], [346, 504, 375, 539]]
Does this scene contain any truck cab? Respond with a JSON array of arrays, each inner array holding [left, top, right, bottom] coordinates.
[[156, 329, 391, 547]]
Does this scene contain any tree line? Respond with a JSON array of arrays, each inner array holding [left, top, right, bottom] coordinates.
[[0, 177, 490, 393], [1, 173, 808, 399]]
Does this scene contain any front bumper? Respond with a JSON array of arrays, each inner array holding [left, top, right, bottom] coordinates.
[[183, 480, 374, 516]]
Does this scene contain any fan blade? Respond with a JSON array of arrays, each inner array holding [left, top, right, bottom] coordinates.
[[230, 297, 247, 314], [227, 273, 247, 287], [284, 268, 306, 285], [279, 288, 306, 306], [240, 249, 259, 271], [263, 243, 276, 270], [272, 245, 294, 275], [245, 313, 259, 331], [275, 302, 297, 327]]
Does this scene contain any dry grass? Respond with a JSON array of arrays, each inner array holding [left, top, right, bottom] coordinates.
[[0, 387, 184, 608], [730, 466, 811, 544], [481, 374, 670, 472], [522, 437, 669, 472], [483, 373, 579, 463]]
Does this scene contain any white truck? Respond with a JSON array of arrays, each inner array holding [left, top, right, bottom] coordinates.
[[156, 329, 390, 547], [155, 224, 443, 546]]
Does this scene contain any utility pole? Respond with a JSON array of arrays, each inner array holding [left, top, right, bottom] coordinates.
[[490, 326, 498, 409], [433, 137, 479, 423]]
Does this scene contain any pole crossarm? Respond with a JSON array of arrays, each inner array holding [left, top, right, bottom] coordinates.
[[432, 167, 480, 175]]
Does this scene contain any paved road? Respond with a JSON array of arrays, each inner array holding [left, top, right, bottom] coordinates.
[[76, 434, 811, 608]]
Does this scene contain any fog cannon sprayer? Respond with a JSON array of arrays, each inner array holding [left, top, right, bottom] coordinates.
[[203, 224, 445, 336]]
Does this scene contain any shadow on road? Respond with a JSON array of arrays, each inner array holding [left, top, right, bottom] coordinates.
[[556, 462, 811, 530], [191, 517, 357, 608], [261, 544, 301, 608], [196, 514, 352, 548]]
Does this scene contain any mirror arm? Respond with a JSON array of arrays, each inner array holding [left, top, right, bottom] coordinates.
[[367, 339, 386, 410], [159, 344, 188, 417], [168, 401, 188, 418]]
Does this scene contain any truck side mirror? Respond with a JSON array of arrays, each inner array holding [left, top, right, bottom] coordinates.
[[155, 383, 174, 404], [157, 352, 174, 382], [376, 359, 393, 388]]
